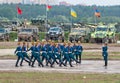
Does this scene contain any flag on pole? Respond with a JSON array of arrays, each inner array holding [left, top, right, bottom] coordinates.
[[47, 5, 52, 11], [94, 8, 100, 17], [71, 8, 77, 18], [17, 6, 22, 15]]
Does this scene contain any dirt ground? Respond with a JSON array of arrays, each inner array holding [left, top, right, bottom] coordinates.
[[0, 60, 120, 74]]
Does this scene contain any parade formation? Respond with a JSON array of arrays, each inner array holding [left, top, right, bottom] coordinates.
[[14, 40, 108, 68], [14, 40, 83, 68]]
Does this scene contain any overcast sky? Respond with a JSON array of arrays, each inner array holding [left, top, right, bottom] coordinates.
[[59, 0, 120, 6]]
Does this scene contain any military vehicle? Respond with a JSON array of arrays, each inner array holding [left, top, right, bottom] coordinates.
[[46, 27, 64, 41], [90, 25, 116, 43], [18, 26, 39, 42], [69, 27, 91, 43], [0, 28, 10, 41]]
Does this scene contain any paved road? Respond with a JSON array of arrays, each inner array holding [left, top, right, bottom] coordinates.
[[0, 60, 120, 74]]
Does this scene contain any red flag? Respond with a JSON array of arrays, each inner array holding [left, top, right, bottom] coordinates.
[[17, 6, 22, 15], [47, 5, 52, 11]]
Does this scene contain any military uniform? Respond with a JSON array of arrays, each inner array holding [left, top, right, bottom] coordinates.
[[102, 44, 108, 66], [41, 44, 52, 66], [27, 43, 35, 61], [60, 45, 72, 67], [47, 44, 58, 67], [31, 44, 44, 67], [21, 44, 31, 66], [67, 45, 80, 65], [76, 44, 83, 63], [14, 44, 24, 67]]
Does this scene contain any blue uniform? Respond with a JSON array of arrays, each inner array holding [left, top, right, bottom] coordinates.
[[60, 46, 73, 67], [102, 46, 108, 66], [14, 46, 24, 67], [28, 45, 35, 61], [22, 46, 31, 64], [54, 46, 61, 63], [31, 46, 44, 67], [41, 44, 51, 65], [67, 46, 79, 63], [76, 45, 83, 63]]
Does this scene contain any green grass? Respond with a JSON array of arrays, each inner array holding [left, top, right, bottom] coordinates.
[[0, 72, 120, 83]]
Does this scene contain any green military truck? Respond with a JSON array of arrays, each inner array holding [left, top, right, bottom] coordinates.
[[69, 27, 91, 43], [18, 26, 39, 42], [90, 25, 116, 43], [0, 28, 10, 41]]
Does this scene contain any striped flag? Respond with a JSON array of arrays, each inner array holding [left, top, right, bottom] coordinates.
[[94, 8, 100, 17], [71, 8, 77, 18]]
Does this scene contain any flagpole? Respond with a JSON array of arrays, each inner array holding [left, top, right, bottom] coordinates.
[[94, 15, 97, 25], [45, 0, 48, 32], [70, 5, 73, 32]]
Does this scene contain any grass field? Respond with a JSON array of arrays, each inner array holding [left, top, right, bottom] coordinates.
[[0, 72, 120, 83]]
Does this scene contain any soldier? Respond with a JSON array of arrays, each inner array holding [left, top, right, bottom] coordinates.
[[27, 42, 35, 61], [14, 42, 24, 67], [60, 43, 73, 67], [76, 41, 83, 63], [41, 41, 52, 66], [31, 42, 44, 67], [102, 42, 108, 67], [47, 42, 59, 67], [21, 42, 31, 66], [67, 42, 80, 66]]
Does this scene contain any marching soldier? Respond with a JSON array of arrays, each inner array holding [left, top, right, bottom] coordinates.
[[67, 42, 80, 66], [14, 42, 24, 67], [41, 41, 52, 66], [21, 42, 31, 66], [76, 41, 83, 63], [102, 42, 108, 67], [27, 42, 35, 61], [31, 42, 44, 67], [60, 43, 73, 67], [47, 42, 58, 67]]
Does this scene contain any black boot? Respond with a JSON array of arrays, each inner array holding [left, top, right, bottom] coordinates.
[[105, 61, 107, 66], [69, 61, 73, 67]]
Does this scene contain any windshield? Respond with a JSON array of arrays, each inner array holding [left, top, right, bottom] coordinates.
[[49, 27, 60, 31], [72, 29, 85, 33], [96, 27, 107, 31], [0, 29, 5, 33], [21, 29, 32, 32]]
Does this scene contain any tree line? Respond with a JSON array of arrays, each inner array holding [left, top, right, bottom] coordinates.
[[0, 4, 120, 23]]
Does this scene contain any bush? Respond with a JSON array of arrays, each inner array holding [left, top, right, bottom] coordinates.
[[9, 32, 17, 41]]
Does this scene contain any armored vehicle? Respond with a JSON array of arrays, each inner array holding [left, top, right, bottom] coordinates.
[[46, 27, 64, 41], [90, 25, 116, 43], [18, 27, 39, 42], [0, 28, 10, 41], [69, 27, 91, 43]]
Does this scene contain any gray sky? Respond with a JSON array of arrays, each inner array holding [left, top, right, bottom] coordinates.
[[59, 0, 120, 6]]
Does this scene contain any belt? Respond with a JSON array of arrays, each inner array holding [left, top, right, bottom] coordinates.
[[17, 51, 21, 52], [49, 51, 52, 53], [22, 51, 26, 52], [42, 51, 46, 53], [35, 52, 39, 53]]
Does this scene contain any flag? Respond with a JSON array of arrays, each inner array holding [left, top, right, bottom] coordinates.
[[94, 8, 100, 17], [71, 8, 77, 18], [17, 6, 22, 15], [47, 5, 52, 11]]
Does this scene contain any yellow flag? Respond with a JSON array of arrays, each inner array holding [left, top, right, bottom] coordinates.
[[71, 8, 77, 18]]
